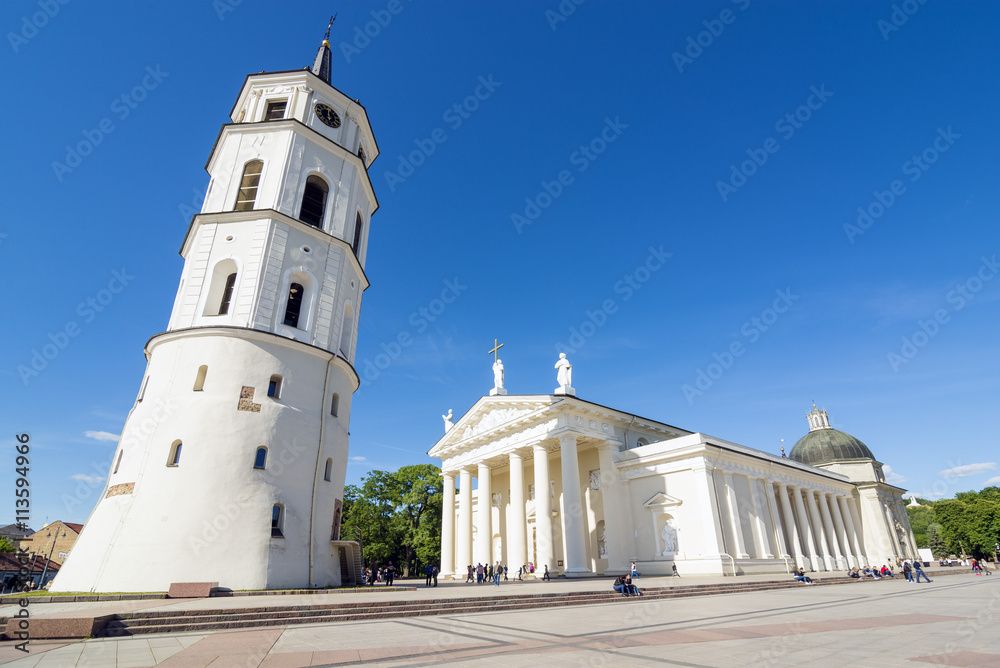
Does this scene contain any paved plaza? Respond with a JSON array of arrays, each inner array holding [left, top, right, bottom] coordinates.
[[1, 572, 998, 667]]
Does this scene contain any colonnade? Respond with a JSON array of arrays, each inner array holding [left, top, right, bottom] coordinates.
[[440, 434, 610, 578], [769, 481, 869, 570]]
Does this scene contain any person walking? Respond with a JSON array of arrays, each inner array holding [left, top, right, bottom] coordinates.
[[431, 565, 438, 587], [542, 565, 551, 581], [425, 564, 433, 587], [494, 562, 502, 587], [466, 565, 474, 583], [386, 562, 395, 587], [671, 563, 680, 577], [631, 562, 638, 580], [903, 559, 913, 582], [913, 560, 932, 583]]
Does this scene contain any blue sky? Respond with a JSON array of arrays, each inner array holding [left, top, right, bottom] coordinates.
[[2, 1, 998, 528]]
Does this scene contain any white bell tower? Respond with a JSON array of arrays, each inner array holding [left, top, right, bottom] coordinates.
[[54, 22, 379, 592]]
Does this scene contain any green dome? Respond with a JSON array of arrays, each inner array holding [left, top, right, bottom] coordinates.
[[788, 428, 875, 466]]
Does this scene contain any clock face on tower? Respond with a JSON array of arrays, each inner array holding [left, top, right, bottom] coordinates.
[[314, 103, 341, 128]]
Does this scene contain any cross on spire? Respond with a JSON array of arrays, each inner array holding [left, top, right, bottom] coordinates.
[[324, 14, 337, 42], [488, 338, 504, 363]]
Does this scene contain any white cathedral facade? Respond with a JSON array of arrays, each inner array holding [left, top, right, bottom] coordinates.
[[54, 29, 373, 592], [430, 362, 919, 578]]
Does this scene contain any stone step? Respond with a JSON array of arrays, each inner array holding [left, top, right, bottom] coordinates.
[[100, 578, 859, 636]]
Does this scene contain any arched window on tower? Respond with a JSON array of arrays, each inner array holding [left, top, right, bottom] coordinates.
[[167, 440, 182, 467], [218, 273, 237, 315], [254, 447, 267, 469], [324, 458, 333, 482], [330, 392, 340, 417], [193, 365, 208, 391], [358, 146, 366, 166], [282, 283, 304, 328], [113, 450, 123, 474], [203, 259, 238, 317], [234, 160, 263, 211], [299, 175, 329, 227], [352, 212, 364, 255], [271, 504, 284, 537], [338, 304, 354, 357]]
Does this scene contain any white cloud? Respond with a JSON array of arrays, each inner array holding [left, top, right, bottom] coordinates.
[[350, 456, 367, 462], [939, 462, 997, 479], [84, 430, 119, 443], [71, 473, 104, 485], [883, 465, 906, 485], [984, 476, 1000, 487]]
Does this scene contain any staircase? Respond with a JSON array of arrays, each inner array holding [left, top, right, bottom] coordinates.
[[99, 576, 866, 637]]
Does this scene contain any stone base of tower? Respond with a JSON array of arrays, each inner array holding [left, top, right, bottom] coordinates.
[[52, 328, 356, 593]]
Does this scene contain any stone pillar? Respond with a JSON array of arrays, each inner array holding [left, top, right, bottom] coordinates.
[[596, 442, 627, 573], [695, 467, 726, 558], [507, 452, 527, 571], [818, 492, 845, 569], [441, 471, 456, 577], [828, 494, 855, 568], [723, 472, 749, 559], [765, 481, 789, 559], [804, 489, 833, 571], [476, 463, 492, 566], [559, 433, 589, 576], [846, 496, 873, 567], [748, 477, 774, 559], [838, 496, 863, 568], [791, 485, 821, 571], [457, 468, 473, 576], [776, 483, 804, 568], [533, 443, 554, 575]]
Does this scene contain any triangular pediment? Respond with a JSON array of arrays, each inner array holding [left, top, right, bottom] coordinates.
[[643, 492, 683, 508], [428, 395, 555, 458]]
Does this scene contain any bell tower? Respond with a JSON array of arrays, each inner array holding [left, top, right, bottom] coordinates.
[[53, 22, 379, 592]]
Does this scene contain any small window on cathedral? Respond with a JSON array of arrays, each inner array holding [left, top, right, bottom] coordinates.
[[264, 100, 287, 121], [282, 283, 304, 328], [358, 146, 366, 165], [268, 375, 282, 399], [167, 440, 182, 467], [352, 212, 364, 255], [271, 504, 284, 537], [324, 458, 333, 482], [138, 375, 149, 402], [193, 365, 208, 391], [234, 160, 263, 211], [331, 392, 340, 417], [254, 447, 267, 470], [218, 273, 237, 315], [113, 450, 123, 474], [299, 176, 328, 227]]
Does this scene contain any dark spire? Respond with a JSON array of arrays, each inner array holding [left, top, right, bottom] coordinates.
[[310, 14, 336, 85]]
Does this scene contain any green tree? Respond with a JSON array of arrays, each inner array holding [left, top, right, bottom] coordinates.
[[927, 523, 947, 559], [906, 505, 937, 548], [392, 464, 442, 577], [0, 537, 15, 553]]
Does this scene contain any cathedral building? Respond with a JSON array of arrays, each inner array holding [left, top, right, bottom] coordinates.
[[430, 364, 918, 578], [54, 25, 374, 592]]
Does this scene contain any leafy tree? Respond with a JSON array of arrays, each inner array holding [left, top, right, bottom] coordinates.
[[927, 524, 948, 559], [0, 537, 15, 553], [393, 464, 442, 577], [906, 505, 937, 548]]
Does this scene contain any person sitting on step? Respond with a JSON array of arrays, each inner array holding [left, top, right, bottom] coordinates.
[[613, 576, 629, 597]]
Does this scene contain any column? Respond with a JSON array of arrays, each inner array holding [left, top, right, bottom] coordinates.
[[723, 472, 749, 558], [828, 494, 855, 568], [804, 489, 833, 571], [476, 463, 492, 566], [507, 452, 527, 571], [791, 485, 821, 571], [748, 477, 774, 559], [847, 496, 874, 567], [559, 434, 589, 575], [596, 442, 627, 573], [818, 492, 845, 569], [838, 495, 863, 567], [441, 471, 456, 577], [776, 483, 805, 569], [533, 443, 554, 574], [695, 467, 726, 557], [765, 481, 789, 559], [457, 468, 473, 576]]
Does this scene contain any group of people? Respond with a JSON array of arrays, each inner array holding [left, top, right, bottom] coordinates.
[[466, 562, 550, 585], [363, 561, 397, 587], [971, 558, 993, 575], [845, 559, 931, 583], [612, 574, 643, 597], [423, 564, 439, 587]]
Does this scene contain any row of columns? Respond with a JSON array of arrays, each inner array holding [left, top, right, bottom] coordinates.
[[771, 481, 868, 571], [440, 433, 601, 578]]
